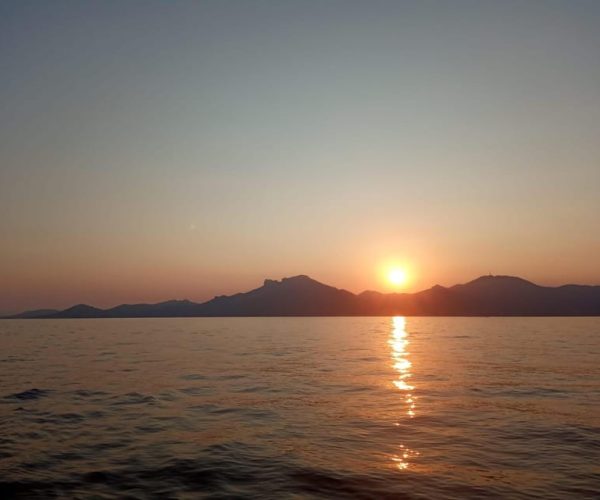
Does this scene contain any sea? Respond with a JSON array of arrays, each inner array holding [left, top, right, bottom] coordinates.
[[0, 317, 598, 499]]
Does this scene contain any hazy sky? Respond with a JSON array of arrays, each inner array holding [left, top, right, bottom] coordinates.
[[1, 0, 599, 313]]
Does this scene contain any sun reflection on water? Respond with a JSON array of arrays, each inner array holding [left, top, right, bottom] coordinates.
[[390, 316, 416, 415], [389, 316, 420, 469]]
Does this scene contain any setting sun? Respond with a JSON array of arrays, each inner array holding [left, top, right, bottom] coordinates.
[[388, 268, 408, 287]]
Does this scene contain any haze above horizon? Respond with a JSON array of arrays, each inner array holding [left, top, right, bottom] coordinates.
[[1, 1, 599, 314]]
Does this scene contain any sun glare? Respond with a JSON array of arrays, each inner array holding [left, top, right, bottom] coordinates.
[[388, 268, 408, 287]]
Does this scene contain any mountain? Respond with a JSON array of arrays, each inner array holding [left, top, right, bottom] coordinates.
[[6, 275, 600, 318], [5, 308, 59, 319], [103, 300, 198, 318], [197, 275, 358, 316], [446, 275, 600, 315], [49, 304, 107, 318], [378, 275, 600, 316]]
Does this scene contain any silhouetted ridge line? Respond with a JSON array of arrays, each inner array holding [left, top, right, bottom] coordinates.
[[5, 275, 600, 318], [6, 308, 59, 319]]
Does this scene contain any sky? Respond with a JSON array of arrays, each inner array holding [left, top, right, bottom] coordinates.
[[1, 0, 599, 313]]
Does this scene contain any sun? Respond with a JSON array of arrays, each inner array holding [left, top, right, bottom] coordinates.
[[388, 268, 408, 287]]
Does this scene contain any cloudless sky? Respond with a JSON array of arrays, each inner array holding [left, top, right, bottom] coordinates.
[[1, 0, 599, 313]]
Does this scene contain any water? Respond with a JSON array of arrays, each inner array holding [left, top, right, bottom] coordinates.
[[0, 317, 599, 499]]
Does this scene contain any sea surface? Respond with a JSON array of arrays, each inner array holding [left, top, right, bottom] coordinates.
[[0, 317, 599, 499]]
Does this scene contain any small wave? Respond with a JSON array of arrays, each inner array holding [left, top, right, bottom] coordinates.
[[234, 385, 272, 393], [0, 357, 30, 363], [0, 456, 510, 499], [179, 386, 213, 396], [5, 389, 51, 401], [179, 373, 208, 381], [110, 392, 157, 406], [470, 387, 569, 398]]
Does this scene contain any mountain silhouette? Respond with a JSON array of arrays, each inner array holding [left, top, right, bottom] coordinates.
[[104, 300, 198, 318], [54, 304, 107, 318], [5, 275, 600, 318], [198, 275, 357, 316], [6, 308, 59, 319]]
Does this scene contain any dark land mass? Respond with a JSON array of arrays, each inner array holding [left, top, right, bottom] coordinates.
[[7, 308, 59, 319], [5, 275, 600, 318]]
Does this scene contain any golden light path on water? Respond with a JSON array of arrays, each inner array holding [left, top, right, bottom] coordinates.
[[390, 316, 420, 470]]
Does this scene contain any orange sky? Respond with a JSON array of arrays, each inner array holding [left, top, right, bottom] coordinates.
[[1, 1, 600, 313]]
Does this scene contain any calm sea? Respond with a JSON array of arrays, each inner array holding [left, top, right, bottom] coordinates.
[[0, 317, 598, 499]]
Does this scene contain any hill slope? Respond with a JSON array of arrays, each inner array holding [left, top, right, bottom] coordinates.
[[9, 275, 600, 318]]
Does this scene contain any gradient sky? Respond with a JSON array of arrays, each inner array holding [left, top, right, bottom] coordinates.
[[1, 0, 600, 313]]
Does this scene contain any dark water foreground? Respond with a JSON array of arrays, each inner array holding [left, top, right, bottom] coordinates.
[[0, 317, 598, 499]]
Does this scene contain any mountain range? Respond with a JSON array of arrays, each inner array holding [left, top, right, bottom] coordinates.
[[5, 274, 600, 318]]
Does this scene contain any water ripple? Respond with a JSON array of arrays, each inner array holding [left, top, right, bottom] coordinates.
[[0, 317, 598, 499]]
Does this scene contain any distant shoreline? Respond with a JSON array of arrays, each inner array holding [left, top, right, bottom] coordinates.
[[5, 275, 600, 319]]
